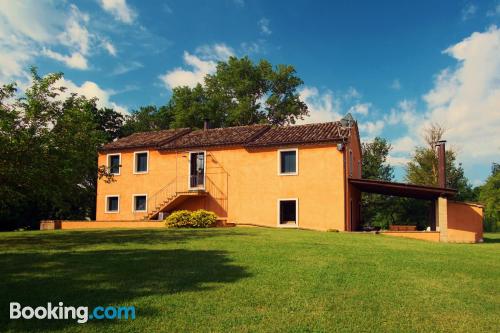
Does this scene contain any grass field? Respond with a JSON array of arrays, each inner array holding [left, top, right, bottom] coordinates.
[[0, 227, 498, 332]]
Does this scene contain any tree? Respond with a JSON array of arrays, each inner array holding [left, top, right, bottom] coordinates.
[[361, 137, 393, 181], [360, 137, 397, 229], [170, 56, 308, 128], [0, 68, 118, 230], [406, 124, 475, 201], [121, 105, 173, 136], [479, 163, 500, 232]]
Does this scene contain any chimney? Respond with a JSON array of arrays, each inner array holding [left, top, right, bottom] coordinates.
[[436, 140, 446, 188], [203, 119, 209, 131]]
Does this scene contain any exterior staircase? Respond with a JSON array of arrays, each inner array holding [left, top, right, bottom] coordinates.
[[144, 179, 207, 220]]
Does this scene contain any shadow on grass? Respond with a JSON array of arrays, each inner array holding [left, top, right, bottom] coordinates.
[[0, 230, 251, 331], [0, 228, 251, 252], [482, 236, 500, 243]]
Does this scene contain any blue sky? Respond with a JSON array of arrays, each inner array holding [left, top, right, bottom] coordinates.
[[1, 0, 499, 183]]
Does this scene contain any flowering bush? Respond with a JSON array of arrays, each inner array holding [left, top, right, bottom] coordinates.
[[165, 209, 217, 228]]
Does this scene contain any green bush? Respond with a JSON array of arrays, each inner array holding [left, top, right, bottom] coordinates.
[[164, 209, 217, 228], [191, 210, 217, 228], [165, 210, 192, 228]]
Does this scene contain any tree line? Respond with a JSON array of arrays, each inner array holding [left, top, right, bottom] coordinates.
[[362, 129, 499, 232], [0, 58, 498, 231]]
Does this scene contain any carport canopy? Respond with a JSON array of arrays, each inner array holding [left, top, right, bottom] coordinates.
[[349, 178, 456, 200]]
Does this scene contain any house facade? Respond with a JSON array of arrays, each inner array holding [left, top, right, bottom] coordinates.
[[96, 118, 362, 231]]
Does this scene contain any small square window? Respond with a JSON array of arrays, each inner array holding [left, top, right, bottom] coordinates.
[[134, 195, 147, 212], [108, 154, 120, 175], [106, 196, 119, 212], [279, 200, 297, 225], [135, 152, 148, 173], [279, 149, 297, 175]]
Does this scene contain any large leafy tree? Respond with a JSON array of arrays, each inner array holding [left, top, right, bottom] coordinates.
[[0, 68, 120, 230], [406, 124, 475, 201], [360, 137, 398, 229], [478, 163, 500, 232], [361, 137, 393, 181], [121, 105, 173, 136], [121, 56, 308, 133], [170, 56, 308, 128]]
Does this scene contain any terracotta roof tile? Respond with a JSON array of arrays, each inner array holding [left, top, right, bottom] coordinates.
[[245, 122, 349, 147], [159, 125, 269, 150], [100, 121, 351, 152], [101, 128, 191, 151]]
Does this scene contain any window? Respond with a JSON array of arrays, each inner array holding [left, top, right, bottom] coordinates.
[[278, 149, 298, 175], [133, 195, 147, 212], [278, 199, 298, 227], [349, 150, 353, 176], [105, 195, 119, 213], [107, 154, 121, 175], [134, 151, 149, 173]]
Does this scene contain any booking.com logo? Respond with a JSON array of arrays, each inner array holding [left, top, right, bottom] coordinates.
[[10, 302, 135, 324]]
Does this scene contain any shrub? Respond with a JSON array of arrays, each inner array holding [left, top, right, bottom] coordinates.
[[164, 209, 217, 228], [191, 209, 217, 228], [165, 210, 192, 228]]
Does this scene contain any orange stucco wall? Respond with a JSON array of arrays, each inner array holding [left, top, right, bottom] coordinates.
[[60, 221, 165, 229], [447, 201, 484, 243], [381, 231, 440, 242], [96, 143, 347, 231], [345, 125, 362, 231]]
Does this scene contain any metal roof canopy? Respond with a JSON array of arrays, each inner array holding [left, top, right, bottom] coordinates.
[[349, 178, 456, 200]]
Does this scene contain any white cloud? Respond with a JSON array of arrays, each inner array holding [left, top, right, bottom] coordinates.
[[297, 87, 342, 124], [387, 26, 500, 170], [462, 4, 477, 21], [344, 87, 361, 99], [58, 5, 90, 55], [486, 4, 500, 16], [258, 18, 272, 35], [392, 136, 417, 154], [99, 0, 136, 24], [384, 100, 419, 126], [0, 1, 60, 43], [102, 40, 117, 56], [58, 78, 128, 114], [421, 26, 500, 164], [387, 155, 411, 167], [159, 44, 234, 89], [195, 43, 235, 60], [0, 1, 118, 80], [348, 102, 371, 116], [111, 61, 144, 75], [390, 79, 401, 90], [358, 120, 384, 137], [42, 49, 88, 70]]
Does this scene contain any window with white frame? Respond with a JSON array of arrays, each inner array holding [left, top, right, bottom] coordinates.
[[133, 194, 147, 212], [107, 153, 121, 175], [278, 199, 298, 226], [134, 151, 149, 173], [278, 148, 298, 175], [105, 195, 119, 213]]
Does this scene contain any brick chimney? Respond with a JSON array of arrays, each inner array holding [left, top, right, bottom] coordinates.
[[203, 119, 210, 131], [436, 140, 446, 188]]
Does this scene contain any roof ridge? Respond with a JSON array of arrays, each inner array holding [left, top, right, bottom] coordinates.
[[155, 128, 192, 147]]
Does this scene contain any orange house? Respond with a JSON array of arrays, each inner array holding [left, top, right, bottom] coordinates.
[[96, 116, 362, 231], [92, 115, 483, 242]]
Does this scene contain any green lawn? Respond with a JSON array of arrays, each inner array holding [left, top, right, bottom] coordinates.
[[0, 228, 498, 332]]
